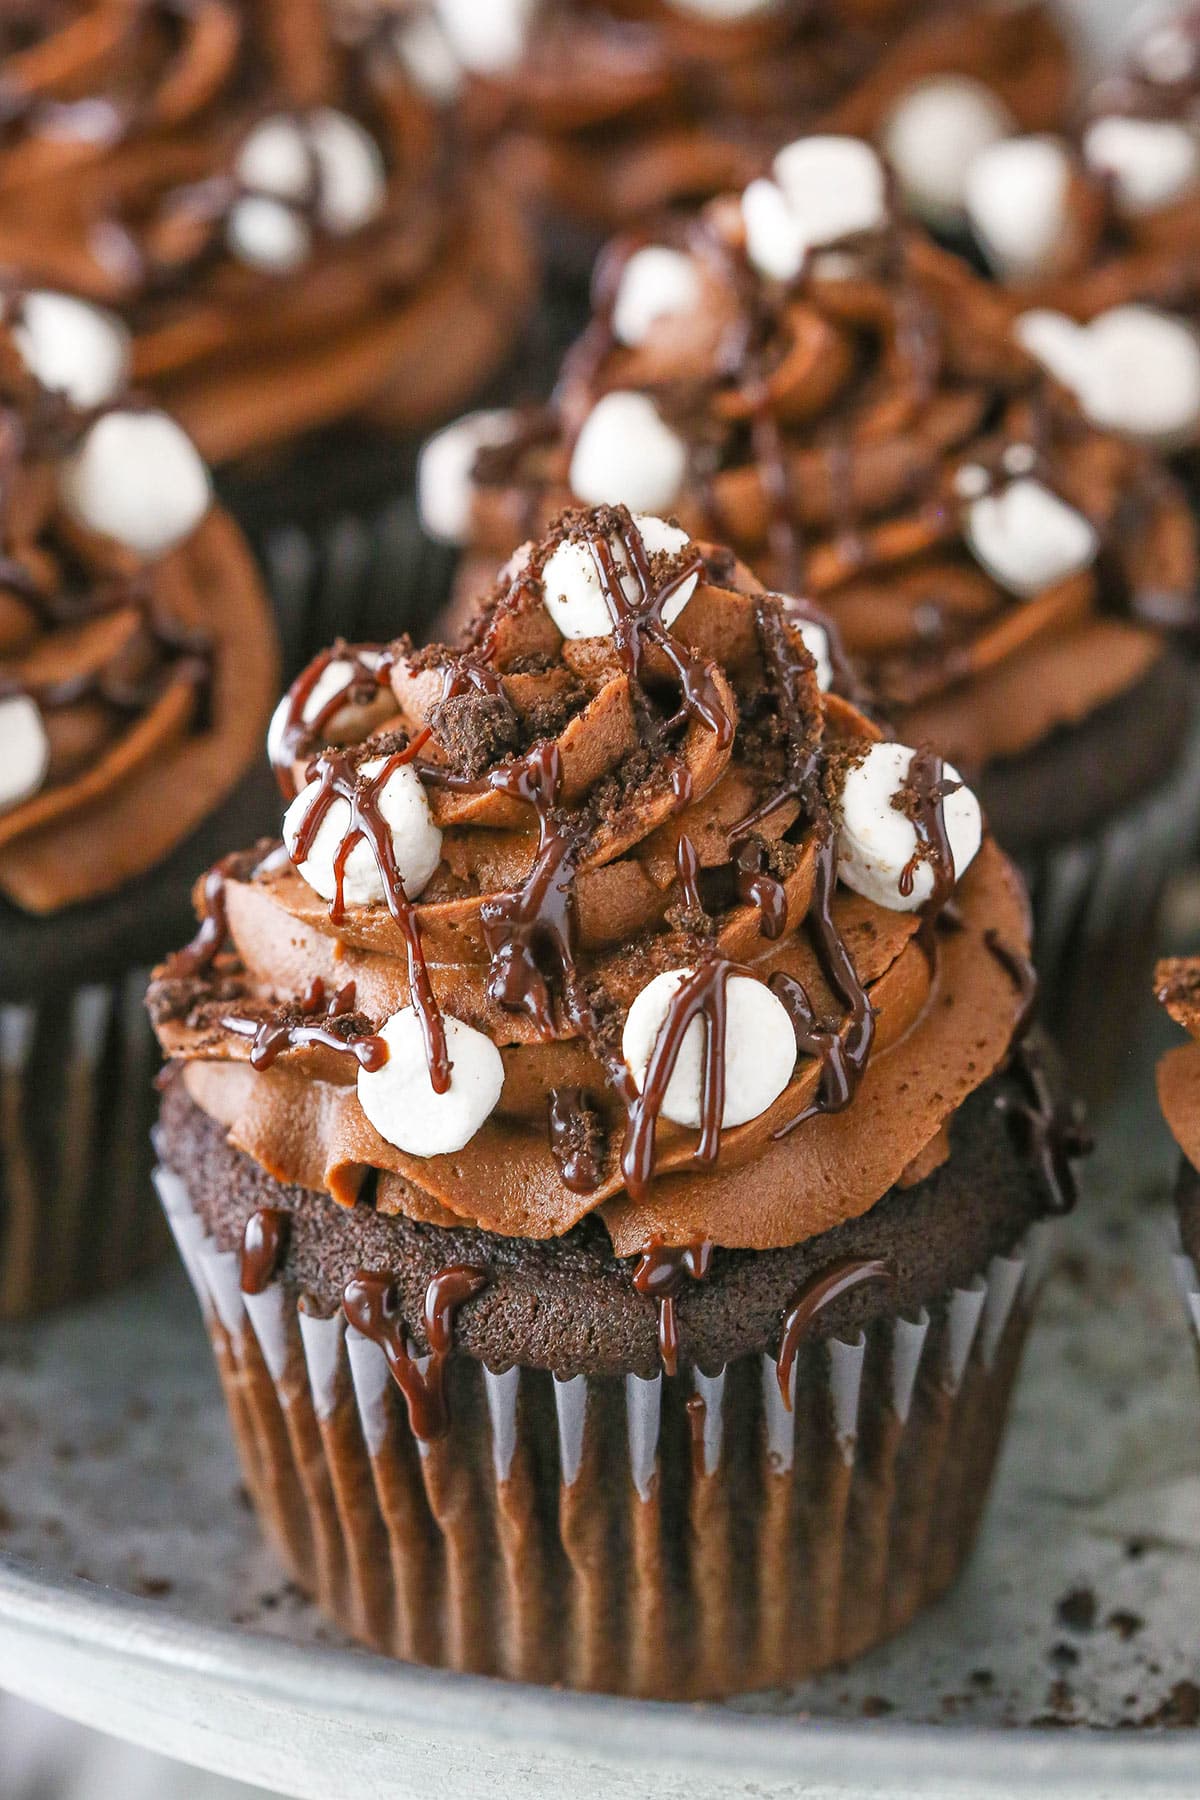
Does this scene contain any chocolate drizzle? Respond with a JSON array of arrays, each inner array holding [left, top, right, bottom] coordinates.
[[221, 976, 387, 1073], [776, 1256, 894, 1406], [239, 1207, 290, 1296], [985, 929, 1039, 1043], [342, 1263, 489, 1441], [896, 746, 961, 918], [269, 642, 394, 801], [997, 1040, 1091, 1217], [164, 840, 284, 978], [548, 1087, 606, 1194], [732, 838, 787, 939], [632, 1239, 713, 1377]]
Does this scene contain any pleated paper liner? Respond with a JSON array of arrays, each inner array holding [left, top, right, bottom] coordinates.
[[156, 1163, 1054, 1699], [0, 975, 167, 1322], [1022, 698, 1200, 1103]]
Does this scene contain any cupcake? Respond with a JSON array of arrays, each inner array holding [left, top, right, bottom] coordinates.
[[351, 0, 1072, 271], [148, 503, 1080, 1696], [422, 136, 1200, 1088], [1159, 959, 1200, 1317], [958, 8, 1200, 469], [0, 0, 536, 652], [0, 301, 279, 1319]]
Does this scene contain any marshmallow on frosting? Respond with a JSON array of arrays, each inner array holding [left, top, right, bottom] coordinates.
[[418, 408, 519, 544], [795, 617, 833, 692], [8, 292, 131, 409], [622, 968, 797, 1131], [837, 742, 982, 913], [883, 76, 1015, 224], [0, 694, 50, 815], [229, 109, 386, 272], [60, 409, 212, 558], [1017, 304, 1200, 449], [283, 757, 442, 909], [963, 135, 1072, 280], [542, 513, 698, 639], [569, 391, 688, 514], [432, 0, 534, 73], [963, 474, 1099, 598], [612, 247, 703, 348], [267, 653, 397, 768], [742, 136, 887, 282], [1083, 115, 1200, 217], [357, 1007, 504, 1157]]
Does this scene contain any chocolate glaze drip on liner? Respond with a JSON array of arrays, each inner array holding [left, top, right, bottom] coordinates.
[[632, 1238, 713, 1377], [775, 1256, 894, 1406], [240, 1205, 289, 1295], [269, 641, 395, 802], [342, 1263, 489, 1441], [221, 974, 387, 1073]]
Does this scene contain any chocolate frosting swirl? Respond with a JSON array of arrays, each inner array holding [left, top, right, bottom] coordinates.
[[0, 0, 534, 461], [149, 505, 1032, 1256]]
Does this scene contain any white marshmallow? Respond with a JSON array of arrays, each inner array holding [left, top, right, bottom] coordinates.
[[432, 0, 534, 73], [743, 136, 887, 281], [797, 618, 833, 692], [306, 109, 387, 234], [569, 391, 688, 514], [9, 291, 130, 409], [417, 408, 518, 544], [267, 652, 395, 768], [963, 136, 1073, 280], [283, 756, 442, 910], [964, 475, 1098, 598], [393, 10, 463, 100], [883, 76, 1015, 223], [230, 109, 385, 270], [1018, 304, 1200, 448], [622, 968, 797, 1131], [541, 513, 698, 640], [60, 409, 211, 558], [227, 194, 311, 272], [611, 247, 703, 348], [0, 694, 50, 814], [836, 741, 982, 913], [1083, 115, 1200, 216], [357, 1008, 504, 1157], [1138, 17, 1199, 87]]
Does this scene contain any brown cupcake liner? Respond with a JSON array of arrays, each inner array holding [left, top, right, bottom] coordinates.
[[156, 1162, 1053, 1698], [1021, 696, 1200, 1101], [0, 973, 167, 1321]]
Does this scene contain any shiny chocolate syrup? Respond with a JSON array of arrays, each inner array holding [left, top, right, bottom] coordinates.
[[775, 1256, 893, 1407], [342, 1263, 489, 1442], [239, 1207, 290, 1296], [632, 1239, 714, 1378]]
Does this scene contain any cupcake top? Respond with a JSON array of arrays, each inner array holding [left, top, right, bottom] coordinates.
[[0, 0, 534, 462], [422, 137, 1198, 800], [346, 0, 1072, 233], [1157, 958, 1200, 1175], [148, 504, 1048, 1266], [959, 8, 1200, 451], [0, 290, 277, 917]]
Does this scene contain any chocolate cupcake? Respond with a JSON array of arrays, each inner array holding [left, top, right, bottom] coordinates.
[[148, 503, 1080, 1696], [357, 0, 1071, 272], [1156, 959, 1200, 1340], [0, 302, 279, 1319], [0, 0, 536, 655], [422, 135, 1200, 1088], [954, 7, 1200, 474]]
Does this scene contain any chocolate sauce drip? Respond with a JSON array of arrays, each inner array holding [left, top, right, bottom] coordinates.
[[674, 832, 705, 916], [547, 1087, 606, 1194], [776, 1257, 894, 1407], [222, 976, 387, 1073], [163, 840, 284, 978], [289, 740, 450, 1091], [270, 642, 394, 801], [685, 1391, 708, 1478], [632, 1240, 713, 1378], [985, 930, 1040, 1044], [239, 1207, 290, 1296], [732, 838, 787, 939], [342, 1263, 489, 1441], [896, 746, 961, 918], [997, 1040, 1091, 1217]]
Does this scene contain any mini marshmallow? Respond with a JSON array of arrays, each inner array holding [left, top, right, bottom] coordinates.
[[836, 741, 982, 913], [230, 109, 385, 270], [393, 9, 463, 100], [541, 513, 698, 640], [0, 694, 50, 814], [622, 968, 797, 1131], [227, 195, 311, 273], [1018, 304, 1200, 448], [1083, 115, 1200, 216], [433, 0, 534, 73], [796, 618, 833, 692], [963, 136, 1072, 280], [9, 291, 130, 408], [883, 76, 1015, 223], [357, 1008, 504, 1157], [611, 246, 702, 348], [417, 408, 518, 544], [266, 652, 396, 768], [964, 476, 1098, 598], [743, 136, 887, 281], [569, 390, 688, 514], [283, 756, 442, 910], [60, 409, 212, 558]]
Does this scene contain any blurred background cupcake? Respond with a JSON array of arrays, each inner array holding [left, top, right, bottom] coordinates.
[[421, 134, 1200, 1090], [0, 0, 537, 663], [0, 295, 278, 1319]]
